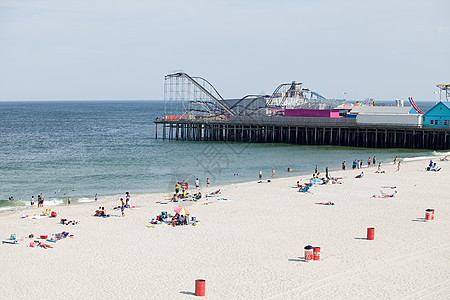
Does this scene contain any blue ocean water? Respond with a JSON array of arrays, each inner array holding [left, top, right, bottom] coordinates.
[[0, 100, 445, 210]]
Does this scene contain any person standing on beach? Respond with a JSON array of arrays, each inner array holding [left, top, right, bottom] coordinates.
[[95, 193, 98, 201], [40, 193, 44, 207], [68, 197, 71, 205], [125, 192, 130, 208], [272, 169, 275, 178], [360, 159, 363, 169], [394, 156, 398, 165], [352, 160, 357, 170], [314, 165, 318, 174], [206, 178, 210, 187], [259, 170, 262, 180], [175, 182, 180, 195], [396, 161, 401, 172], [31, 196, 34, 207], [342, 161, 346, 170], [120, 198, 125, 217], [195, 178, 200, 189], [373, 156, 376, 166], [367, 157, 371, 167]]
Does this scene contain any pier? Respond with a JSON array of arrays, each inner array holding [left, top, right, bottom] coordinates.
[[155, 117, 450, 150], [158, 72, 450, 150]]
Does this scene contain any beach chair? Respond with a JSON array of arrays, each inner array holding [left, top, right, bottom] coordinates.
[[9, 234, 16, 240], [42, 208, 50, 216]]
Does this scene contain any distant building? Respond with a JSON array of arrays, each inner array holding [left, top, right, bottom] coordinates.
[[348, 106, 423, 126], [285, 109, 340, 118], [423, 102, 450, 128]]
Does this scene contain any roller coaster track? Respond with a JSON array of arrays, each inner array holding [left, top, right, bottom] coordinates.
[[165, 72, 236, 116]]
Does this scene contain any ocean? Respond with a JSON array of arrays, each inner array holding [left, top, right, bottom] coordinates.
[[0, 100, 446, 210]]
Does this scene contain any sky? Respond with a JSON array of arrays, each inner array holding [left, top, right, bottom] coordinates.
[[0, 0, 449, 101]]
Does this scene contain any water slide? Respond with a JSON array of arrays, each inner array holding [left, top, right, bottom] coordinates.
[[408, 97, 424, 114]]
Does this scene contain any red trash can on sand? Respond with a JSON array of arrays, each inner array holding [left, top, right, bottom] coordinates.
[[304, 245, 314, 261], [195, 279, 205, 297], [313, 247, 321, 260], [367, 228, 375, 240], [50, 211, 57, 218], [425, 209, 434, 221]]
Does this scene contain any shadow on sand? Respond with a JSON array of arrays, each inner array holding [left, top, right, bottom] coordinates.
[[288, 257, 308, 263], [179, 291, 196, 296], [412, 217, 427, 222]]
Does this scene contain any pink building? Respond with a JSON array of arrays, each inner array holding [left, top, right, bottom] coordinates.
[[284, 109, 340, 118]]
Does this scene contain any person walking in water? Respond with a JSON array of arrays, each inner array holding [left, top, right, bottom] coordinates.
[[367, 157, 371, 167], [206, 178, 210, 187], [272, 169, 275, 178], [68, 197, 71, 205], [259, 170, 262, 180], [342, 161, 346, 171], [95, 193, 98, 201], [30, 196, 34, 207], [195, 178, 200, 189], [314, 165, 318, 174]]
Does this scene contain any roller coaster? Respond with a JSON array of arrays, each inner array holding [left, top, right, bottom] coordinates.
[[164, 72, 340, 118]]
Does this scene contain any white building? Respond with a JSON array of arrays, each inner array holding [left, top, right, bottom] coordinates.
[[348, 106, 423, 126]]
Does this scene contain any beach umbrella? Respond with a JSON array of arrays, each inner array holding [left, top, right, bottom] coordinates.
[[174, 206, 190, 215]]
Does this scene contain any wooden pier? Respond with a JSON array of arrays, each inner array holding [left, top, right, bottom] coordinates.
[[154, 117, 450, 150]]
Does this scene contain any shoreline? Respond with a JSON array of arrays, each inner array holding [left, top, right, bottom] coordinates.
[[1, 152, 446, 215]]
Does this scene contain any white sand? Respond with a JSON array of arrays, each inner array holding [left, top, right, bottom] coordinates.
[[0, 159, 449, 299]]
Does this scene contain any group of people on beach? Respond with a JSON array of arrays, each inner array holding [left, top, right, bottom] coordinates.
[[342, 156, 377, 171], [171, 178, 209, 202], [94, 207, 110, 217]]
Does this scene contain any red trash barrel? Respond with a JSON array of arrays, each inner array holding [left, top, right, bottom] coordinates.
[[367, 228, 375, 240], [195, 279, 205, 297], [425, 209, 434, 221], [313, 247, 321, 261], [304, 245, 313, 261]]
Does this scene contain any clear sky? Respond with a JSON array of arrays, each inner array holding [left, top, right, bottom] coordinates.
[[0, 0, 449, 101]]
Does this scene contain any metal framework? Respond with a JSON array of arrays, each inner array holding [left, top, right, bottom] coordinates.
[[436, 84, 450, 101], [163, 72, 340, 118]]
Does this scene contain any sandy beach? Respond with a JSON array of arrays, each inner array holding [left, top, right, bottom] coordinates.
[[1, 158, 449, 299]]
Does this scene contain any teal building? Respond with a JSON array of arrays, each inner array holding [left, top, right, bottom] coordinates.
[[423, 102, 450, 128]]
